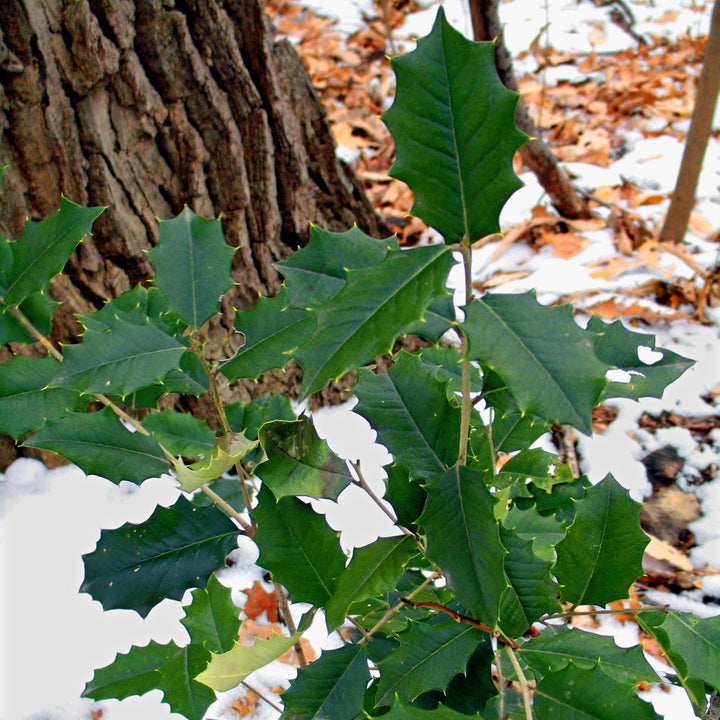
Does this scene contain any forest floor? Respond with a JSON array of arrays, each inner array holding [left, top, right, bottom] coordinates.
[[1, 1, 719, 719]]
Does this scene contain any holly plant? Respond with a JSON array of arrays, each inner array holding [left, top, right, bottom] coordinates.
[[1, 8, 718, 720]]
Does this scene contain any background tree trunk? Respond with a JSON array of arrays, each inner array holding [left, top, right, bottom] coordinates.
[[658, 0, 720, 244], [0, 0, 388, 467], [0, 0, 384, 352], [468, 0, 593, 220]]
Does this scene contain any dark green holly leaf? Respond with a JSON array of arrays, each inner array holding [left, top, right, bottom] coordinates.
[[379, 697, 484, 719], [410, 638, 496, 715], [24, 406, 169, 484], [463, 293, 611, 434], [105, 351, 209, 410], [221, 287, 313, 382], [50, 315, 186, 398], [197, 629, 301, 692], [3, 197, 103, 305], [252, 485, 345, 608], [354, 352, 461, 478], [0, 289, 57, 345], [519, 476, 591, 527], [352, 570, 453, 638], [555, 474, 648, 607], [385, 464, 427, 528], [325, 535, 416, 631], [148, 207, 235, 329], [587, 316, 694, 401], [226, 393, 296, 440], [256, 416, 352, 500], [442, 640, 497, 714], [181, 573, 241, 653], [142, 409, 217, 458], [503, 504, 567, 562], [637, 611, 720, 713], [277, 225, 394, 309], [419, 466, 508, 627], [80, 284, 162, 332], [83, 641, 214, 720], [295, 244, 454, 398], [403, 294, 457, 343], [84, 641, 169, 700], [280, 644, 369, 720], [382, 7, 527, 244], [158, 643, 216, 720], [416, 345, 482, 398], [498, 526, 560, 638], [519, 625, 660, 685], [376, 618, 485, 706], [0, 354, 83, 440], [490, 410, 550, 455], [494, 448, 575, 499], [159, 350, 210, 396], [81, 495, 238, 616], [80, 284, 189, 343], [533, 660, 659, 719]]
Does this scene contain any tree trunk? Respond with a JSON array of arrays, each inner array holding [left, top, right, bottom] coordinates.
[[0, 0, 384, 349], [468, 0, 593, 220], [0, 0, 389, 467], [658, 0, 720, 244]]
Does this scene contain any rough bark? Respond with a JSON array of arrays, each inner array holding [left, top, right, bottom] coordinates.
[[0, 0, 387, 467], [658, 0, 720, 244], [0, 0, 383, 338], [469, 0, 593, 220]]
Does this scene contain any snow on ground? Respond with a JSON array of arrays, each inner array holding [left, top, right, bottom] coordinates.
[[1, 0, 719, 718]]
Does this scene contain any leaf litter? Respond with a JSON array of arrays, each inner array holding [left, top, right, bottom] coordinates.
[[1, 1, 719, 719]]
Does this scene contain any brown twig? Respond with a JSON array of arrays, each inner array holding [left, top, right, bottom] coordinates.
[[274, 583, 308, 667], [400, 598, 519, 649], [240, 681, 283, 713], [362, 572, 441, 642]]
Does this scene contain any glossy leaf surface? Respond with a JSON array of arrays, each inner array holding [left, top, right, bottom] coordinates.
[[382, 8, 527, 243], [637, 611, 720, 712], [257, 416, 352, 500], [81, 496, 238, 616], [324, 535, 416, 631], [51, 316, 186, 398], [354, 351, 461, 478], [252, 486, 345, 608], [0, 354, 83, 439], [83, 641, 214, 720], [280, 644, 370, 720], [142, 409, 217, 458], [533, 661, 659, 720], [3, 197, 103, 305], [555, 474, 648, 606], [376, 618, 485, 706], [420, 466, 508, 626], [24, 406, 169, 484], [295, 243, 453, 397], [148, 207, 235, 329], [181, 574, 241, 653], [221, 287, 313, 381], [463, 292, 610, 434]]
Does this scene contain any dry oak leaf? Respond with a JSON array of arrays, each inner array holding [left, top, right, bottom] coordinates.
[[231, 690, 259, 717], [540, 230, 590, 259], [241, 580, 279, 622]]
